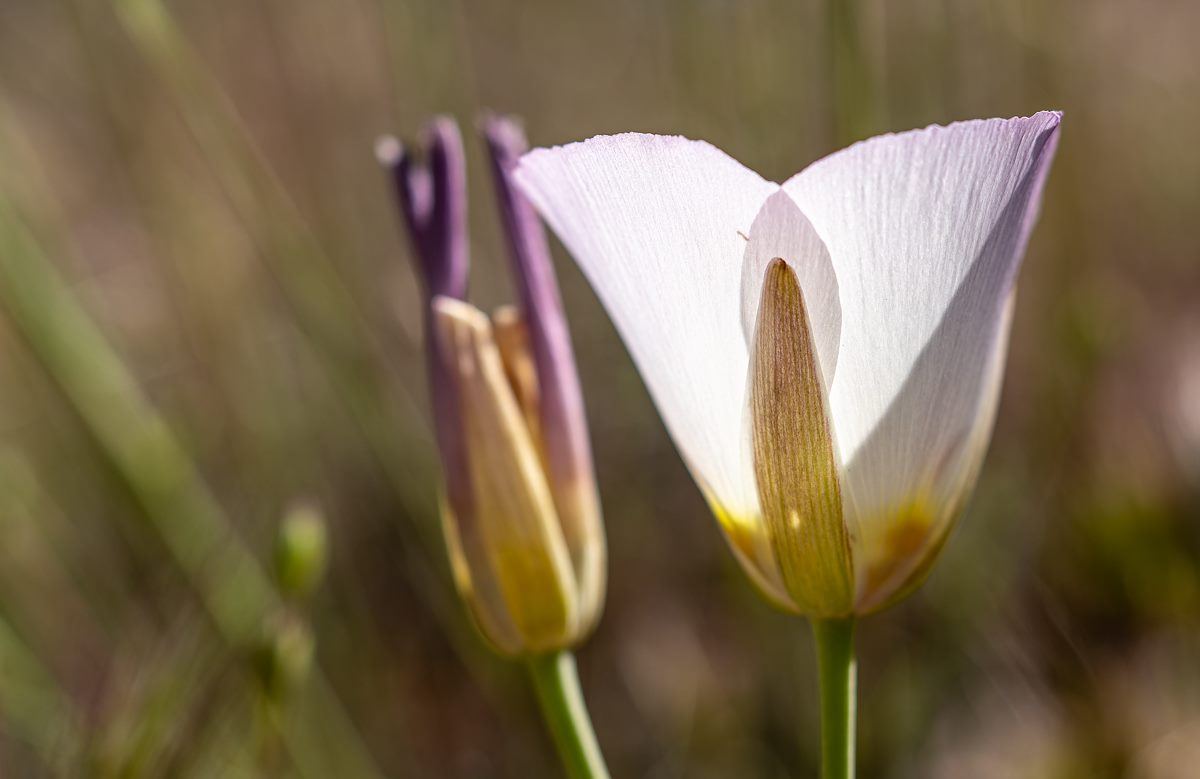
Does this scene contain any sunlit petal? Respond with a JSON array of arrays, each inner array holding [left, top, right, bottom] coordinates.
[[516, 134, 778, 516], [740, 190, 841, 393], [783, 112, 1062, 561], [855, 292, 1016, 612]]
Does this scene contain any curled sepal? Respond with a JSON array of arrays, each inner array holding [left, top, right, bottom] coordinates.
[[750, 259, 854, 617], [431, 297, 580, 654]]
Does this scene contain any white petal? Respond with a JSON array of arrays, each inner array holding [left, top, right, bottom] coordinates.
[[854, 293, 1016, 611], [516, 134, 778, 514], [782, 111, 1061, 522], [740, 190, 841, 392]]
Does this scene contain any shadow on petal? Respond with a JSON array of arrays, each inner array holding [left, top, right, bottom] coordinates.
[[846, 122, 1060, 611]]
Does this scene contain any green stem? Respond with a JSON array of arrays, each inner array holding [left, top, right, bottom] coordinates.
[[526, 651, 610, 779], [812, 618, 856, 779]]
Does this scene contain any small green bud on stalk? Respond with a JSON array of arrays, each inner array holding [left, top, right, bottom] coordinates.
[[274, 503, 329, 601]]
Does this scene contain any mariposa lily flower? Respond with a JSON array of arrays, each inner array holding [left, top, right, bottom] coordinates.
[[379, 116, 606, 655], [515, 112, 1061, 618]]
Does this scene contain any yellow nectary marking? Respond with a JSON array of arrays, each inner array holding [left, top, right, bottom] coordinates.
[[856, 499, 935, 612], [707, 497, 793, 610], [749, 259, 854, 617], [857, 487, 972, 614]]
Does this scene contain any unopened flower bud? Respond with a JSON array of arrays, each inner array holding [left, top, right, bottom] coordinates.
[[382, 116, 606, 654]]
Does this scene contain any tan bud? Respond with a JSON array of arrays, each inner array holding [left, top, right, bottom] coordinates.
[[431, 297, 593, 654]]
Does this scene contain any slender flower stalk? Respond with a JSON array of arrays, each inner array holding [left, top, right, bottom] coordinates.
[[513, 113, 1062, 774], [526, 652, 609, 779], [812, 619, 855, 779], [381, 116, 609, 778]]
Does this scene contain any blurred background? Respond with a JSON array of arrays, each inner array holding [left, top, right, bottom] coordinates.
[[0, 0, 1197, 776]]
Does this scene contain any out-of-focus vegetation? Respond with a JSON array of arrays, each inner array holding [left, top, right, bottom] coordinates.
[[0, 0, 1197, 776]]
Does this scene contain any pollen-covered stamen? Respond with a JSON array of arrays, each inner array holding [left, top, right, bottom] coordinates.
[[750, 259, 854, 617]]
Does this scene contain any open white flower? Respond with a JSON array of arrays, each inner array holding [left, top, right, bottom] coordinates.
[[515, 113, 1061, 616]]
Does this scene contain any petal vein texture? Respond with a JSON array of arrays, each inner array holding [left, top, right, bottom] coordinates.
[[517, 135, 778, 516], [782, 112, 1061, 534], [516, 113, 1061, 614]]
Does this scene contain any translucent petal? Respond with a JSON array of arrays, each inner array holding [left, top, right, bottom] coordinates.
[[855, 293, 1016, 612], [740, 190, 841, 392], [782, 112, 1061, 541], [516, 134, 778, 516]]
